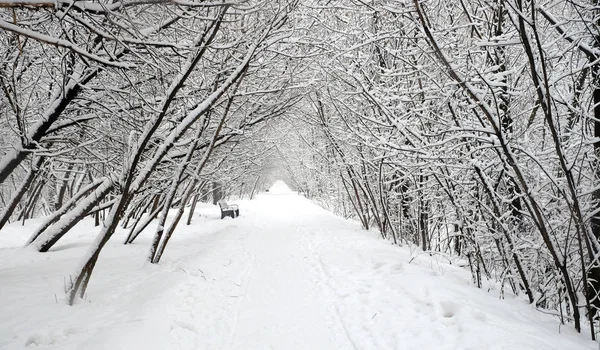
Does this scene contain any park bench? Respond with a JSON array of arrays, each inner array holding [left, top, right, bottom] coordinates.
[[218, 199, 239, 219]]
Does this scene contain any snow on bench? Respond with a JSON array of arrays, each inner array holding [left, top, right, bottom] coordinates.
[[218, 200, 239, 219]]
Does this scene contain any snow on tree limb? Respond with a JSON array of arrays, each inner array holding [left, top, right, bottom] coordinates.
[[0, 19, 134, 68]]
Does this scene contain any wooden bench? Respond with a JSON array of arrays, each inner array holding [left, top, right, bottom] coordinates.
[[218, 200, 239, 219]]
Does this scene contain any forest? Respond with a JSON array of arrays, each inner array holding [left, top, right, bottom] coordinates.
[[1, 0, 600, 341]]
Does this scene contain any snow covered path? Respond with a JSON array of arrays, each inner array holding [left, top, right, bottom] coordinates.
[[224, 198, 353, 349], [0, 187, 596, 349]]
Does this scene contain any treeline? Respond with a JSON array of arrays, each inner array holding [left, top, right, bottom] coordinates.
[[283, 0, 600, 338], [0, 1, 302, 303]]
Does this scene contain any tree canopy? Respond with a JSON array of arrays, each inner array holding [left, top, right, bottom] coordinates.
[[1, 0, 600, 338]]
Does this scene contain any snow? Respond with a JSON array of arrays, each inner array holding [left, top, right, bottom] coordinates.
[[0, 187, 596, 349], [268, 179, 295, 194]]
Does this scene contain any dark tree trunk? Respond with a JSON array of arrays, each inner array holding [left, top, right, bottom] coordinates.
[[33, 179, 113, 252], [55, 164, 74, 211], [0, 157, 44, 230], [589, 54, 600, 321], [126, 202, 164, 244], [186, 193, 199, 225], [212, 181, 223, 205]]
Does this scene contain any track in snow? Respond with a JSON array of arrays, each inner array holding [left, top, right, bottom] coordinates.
[[224, 195, 354, 349]]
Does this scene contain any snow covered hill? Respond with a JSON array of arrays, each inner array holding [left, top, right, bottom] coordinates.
[[0, 188, 595, 349]]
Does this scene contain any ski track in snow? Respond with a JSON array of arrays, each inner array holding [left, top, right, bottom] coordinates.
[[222, 197, 354, 349], [0, 182, 597, 349]]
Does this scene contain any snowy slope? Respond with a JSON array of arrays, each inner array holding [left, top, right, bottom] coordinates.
[[0, 184, 595, 349]]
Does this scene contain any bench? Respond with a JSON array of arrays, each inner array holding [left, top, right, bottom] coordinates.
[[218, 200, 239, 219]]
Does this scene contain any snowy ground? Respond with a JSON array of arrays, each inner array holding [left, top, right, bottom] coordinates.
[[0, 181, 596, 349]]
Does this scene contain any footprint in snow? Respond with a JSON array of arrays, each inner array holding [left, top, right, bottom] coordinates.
[[25, 328, 79, 347], [171, 320, 198, 333], [472, 310, 487, 322], [389, 263, 404, 273], [439, 300, 458, 318], [371, 262, 385, 271]]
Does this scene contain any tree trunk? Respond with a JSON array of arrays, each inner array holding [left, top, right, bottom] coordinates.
[[0, 157, 44, 230], [32, 178, 113, 252], [125, 201, 164, 244], [186, 193, 199, 225], [25, 178, 103, 245]]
